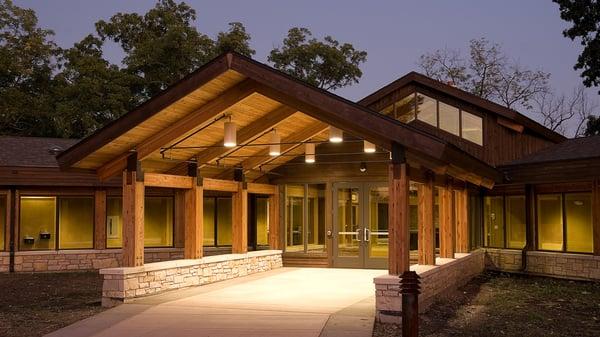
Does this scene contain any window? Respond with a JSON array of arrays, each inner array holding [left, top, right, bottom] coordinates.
[[255, 197, 269, 246], [505, 196, 525, 249], [20, 197, 56, 250], [461, 111, 483, 145], [285, 184, 326, 253], [484, 196, 504, 248], [468, 193, 482, 249], [306, 185, 325, 252], [416, 93, 437, 127], [59, 197, 94, 249], [144, 197, 174, 247], [408, 187, 418, 251], [202, 196, 233, 247], [0, 195, 6, 251], [285, 185, 305, 252], [106, 197, 123, 248], [203, 197, 216, 246], [565, 194, 592, 253], [537, 194, 563, 251], [381, 94, 416, 123], [439, 102, 460, 136]]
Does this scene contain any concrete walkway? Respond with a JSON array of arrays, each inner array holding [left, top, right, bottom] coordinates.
[[46, 268, 386, 337]]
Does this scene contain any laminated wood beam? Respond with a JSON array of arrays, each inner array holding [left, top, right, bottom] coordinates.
[[94, 190, 107, 250], [439, 179, 455, 259], [388, 143, 410, 275], [268, 190, 281, 250], [454, 186, 469, 253], [232, 182, 248, 254], [144, 173, 193, 189], [122, 167, 145, 267], [184, 177, 203, 259], [417, 175, 435, 265]]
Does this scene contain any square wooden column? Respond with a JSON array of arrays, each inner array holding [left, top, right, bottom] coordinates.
[[268, 190, 281, 250], [232, 168, 248, 254], [454, 186, 469, 253], [94, 190, 107, 250], [388, 143, 410, 275], [184, 178, 204, 259], [439, 179, 455, 259], [122, 155, 145, 267], [417, 174, 435, 265], [593, 179, 600, 256]]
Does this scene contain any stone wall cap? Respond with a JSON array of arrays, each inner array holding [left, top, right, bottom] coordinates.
[[373, 252, 479, 283]]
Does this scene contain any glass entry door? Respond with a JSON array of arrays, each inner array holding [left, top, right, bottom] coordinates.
[[332, 182, 388, 269]]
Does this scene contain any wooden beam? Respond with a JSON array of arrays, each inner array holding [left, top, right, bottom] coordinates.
[[94, 190, 107, 250], [593, 179, 600, 256], [388, 159, 410, 275], [268, 189, 281, 250], [454, 187, 469, 253], [439, 180, 455, 259], [97, 79, 257, 180], [417, 176, 435, 265], [232, 182, 248, 253], [184, 177, 203, 259], [204, 178, 239, 192], [497, 116, 525, 133], [247, 183, 278, 195], [144, 173, 193, 189], [122, 169, 145, 267]]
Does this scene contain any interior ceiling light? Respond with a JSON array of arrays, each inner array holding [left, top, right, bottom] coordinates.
[[269, 129, 281, 156], [363, 140, 376, 153], [329, 126, 343, 143], [223, 116, 237, 148], [305, 142, 315, 163]]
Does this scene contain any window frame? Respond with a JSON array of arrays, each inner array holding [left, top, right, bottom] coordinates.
[[284, 183, 327, 254], [483, 194, 526, 250]]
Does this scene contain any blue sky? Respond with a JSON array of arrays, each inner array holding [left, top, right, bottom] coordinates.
[[15, 0, 597, 118]]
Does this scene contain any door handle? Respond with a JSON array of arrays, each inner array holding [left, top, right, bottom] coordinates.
[[355, 229, 362, 242], [364, 228, 370, 242]]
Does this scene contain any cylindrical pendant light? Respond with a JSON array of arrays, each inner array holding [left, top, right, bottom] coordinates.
[[363, 140, 376, 153], [305, 142, 315, 163], [329, 126, 343, 143], [269, 129, 281, 156], [223, 117, 237, 148]]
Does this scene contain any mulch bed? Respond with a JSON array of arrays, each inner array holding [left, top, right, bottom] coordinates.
[[374, 271, 600, 337], [0, 272, 105, 337]]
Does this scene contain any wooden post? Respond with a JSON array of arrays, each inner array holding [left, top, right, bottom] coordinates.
[[94, 190, 107, 250], [439, 179, 455, 259], [593, 179, 600, 256], [388, 142, 410, 275], [122, 155, 145, 267], [184, 178, 203, 259], [233, 168, 248, 254], [417, 175, 435, 265], [454, 186, 469, 253], [268, 189, 280, 250], [522, 184, 535, 269], [325, 182, 333, 267]]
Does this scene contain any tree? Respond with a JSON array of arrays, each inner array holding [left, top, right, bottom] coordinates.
[[95, 0, 254, 101], [533, 85, 596, 136], [584, 115, 600, 136], [418, 38, 550, 110], [0, 0, 60, 136], [52, 35, 137, 138], [268, 27, 367, 91], [554, 0, 600, 93]]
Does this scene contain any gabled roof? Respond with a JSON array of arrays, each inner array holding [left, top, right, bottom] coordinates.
[[359, 71, 566, 143], [502, 135, 600, 166], [56, 52, 502, 185], [0, 136, 78, 167]]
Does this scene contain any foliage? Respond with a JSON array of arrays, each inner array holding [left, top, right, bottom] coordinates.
[[584, 115, 600, 136], [268, 27, 367, 90], [418, 38, 550, 110], [554, 0, 600, 94]]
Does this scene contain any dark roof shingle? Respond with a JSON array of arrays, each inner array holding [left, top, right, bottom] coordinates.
[[0, 136, 79, 167], [503, 135, 600, 166]]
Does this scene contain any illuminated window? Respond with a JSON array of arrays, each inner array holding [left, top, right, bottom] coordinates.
[[468, 193, 483, 249], [439, 102, 460, 136], [106, 197, 123, 248], [144, 197, 174, 247], [307, 184, 325, 252], [381, 94, 416, 123], [0, 195, 6, 251], [216, 197, 232, 246], [484, 196, 504, 248], [285, 185, 305, 252], [461, 111, 483, 145], [408, 187, 418, 251], [255, 197, 269, 246], [20, 197, 56, 250], [506, 196, 525, 249], [565, 193, 593, 253], [537, 194, 563, 251], [203, 197, 215, 246], [59, 197, 94, 249], [416, 93, 437, 127]]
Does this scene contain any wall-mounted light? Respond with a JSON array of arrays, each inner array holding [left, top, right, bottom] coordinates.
[[223, 116, 237, 148], [363, 140, 376, 153], [360, 162, 367, 173], [269, 129, 281, 156], [305, 142, 315, 163], [329, 126, 343, 143]]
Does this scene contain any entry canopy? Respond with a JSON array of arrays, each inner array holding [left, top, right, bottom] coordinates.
[[57, 52, 501, 187]]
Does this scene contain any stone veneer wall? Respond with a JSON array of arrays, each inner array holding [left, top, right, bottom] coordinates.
[[100, 250, 283, 307], [6, 248, 184, 272], [374, 251, 485, 324], [484, 248, 600, 281]]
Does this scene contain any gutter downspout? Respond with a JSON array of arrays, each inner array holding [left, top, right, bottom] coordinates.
[[522, 184, 534, 272]]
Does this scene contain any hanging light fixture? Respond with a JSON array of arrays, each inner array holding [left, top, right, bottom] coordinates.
[[269, 129, 281, 156], [363, 140, 376, 153], [305, 142, 315, 163], [329, 126, 343, 143], [223, 116, 237, 148]]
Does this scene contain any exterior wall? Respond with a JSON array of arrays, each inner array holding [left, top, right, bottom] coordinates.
[[100, 250, 283, 307], [484, 248, 600, 281], [374, 250, 485, 324], [0, 252, 9, 273]]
